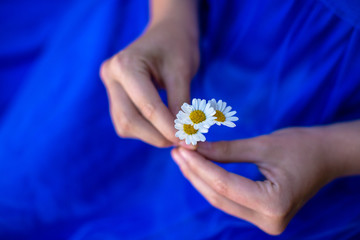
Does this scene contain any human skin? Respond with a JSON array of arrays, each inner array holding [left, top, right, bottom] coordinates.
[[99, 0, 199, 147], [171, 121, 360, 235], [100, 0, 360, 235]]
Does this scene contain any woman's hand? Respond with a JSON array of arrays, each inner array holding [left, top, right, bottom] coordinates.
[[171, 123, 360, 235], [100, 0, 199, 147]]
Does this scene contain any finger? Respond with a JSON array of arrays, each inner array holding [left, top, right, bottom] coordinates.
[[109, 56, 179, 144], [179, 140, 197, 150], [197, 139, 265, 163], [177, 148, 265, 211], [171, 148, 260, 224], [163, 74, 190, 116], [106, 80, 173, 148]]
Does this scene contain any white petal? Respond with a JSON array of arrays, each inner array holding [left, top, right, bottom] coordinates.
[[217, 100, 222, 109], [223, 106, 232, 114], [175, 131, 184, 139], [191, 136, 197, 145], [187, 135, 193, 145], [193, 134, 200, 142], [198, 133, 206, 142], [225, 111, 237, 117], [208, 116, 216, 121], [174, 119, 183, 124], [183, 118, 192, 124], [196, 99, 201, 109], [192, 98, 196, 106], [181, 131, 188, 138], [223, 101, 228, 112], [179, 133, 187, 140], [198, 122, 205, 128], [201, 123, 210, 129], [176, 112, 184, 119], [223, 121, 236, 127], [180, 111, 189, 118], [220, 100, 225, 111], [204, 103, 210, 112], [207, 103, 216, 115], [181, 103, 188, 110], [209, 99, 217, 109], [191, 99, 195, 109], [199, 99, 206, 110], [199, 127, 209, 133], [227, 117, 239, 122], [181, 104, 192, 113], [207, 109, 216, 117]]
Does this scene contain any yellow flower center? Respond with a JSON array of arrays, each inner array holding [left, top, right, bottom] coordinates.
[[214, 110, 226, 122], [183, 124, 198, 135], [189, 110, 206, 124]]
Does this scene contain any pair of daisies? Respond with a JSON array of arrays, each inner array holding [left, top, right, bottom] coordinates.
[[174, 98, 238, 145]]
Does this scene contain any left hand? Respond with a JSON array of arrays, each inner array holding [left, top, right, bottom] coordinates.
[[171, 127, 343, 235]]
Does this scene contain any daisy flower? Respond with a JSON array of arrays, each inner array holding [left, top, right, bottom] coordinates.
[[174, 119, 208, 145], [176, 98, 216, 130], [208, 99, 238, 127]]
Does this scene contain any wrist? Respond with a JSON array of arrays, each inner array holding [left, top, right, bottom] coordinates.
[[318, 121, 360, 178], [148, 0, 199, 42]]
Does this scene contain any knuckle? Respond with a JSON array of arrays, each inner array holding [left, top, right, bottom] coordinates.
[[141, 102, 157, 120], [114, 114, 132, 138], [263, 220, 287, 236], [99, 61, 110, 83], [208, 194, 223, 209], [115, 51, 135, 70], [213, 178, 228, 196], [262, 204, 290, 235], [257, 190, 290, 235], [109, 51, 136, 80], [115, 124, 129, 138], [264, 199, 289, 220], [259, 183, 292, 220], [115, 127, 127, 138], [167, 74, 187, 90], [174, 62, 192, 79], [119, 117, 132, 132]]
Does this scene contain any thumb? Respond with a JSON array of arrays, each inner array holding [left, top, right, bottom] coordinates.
[[197, 137, 266, 163], [163, 73, 191, 116]]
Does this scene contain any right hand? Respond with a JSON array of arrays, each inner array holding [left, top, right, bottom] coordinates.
[[171, 127, 343, 235], [100, 20, 200, 147]]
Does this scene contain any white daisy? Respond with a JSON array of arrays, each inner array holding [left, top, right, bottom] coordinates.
[[176, 98, 216, 130], [174, 119, 208, 145], [208, 99, 238, 127]]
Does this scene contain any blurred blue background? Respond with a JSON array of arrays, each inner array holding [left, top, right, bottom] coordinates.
[[1, 0, 360, 239]]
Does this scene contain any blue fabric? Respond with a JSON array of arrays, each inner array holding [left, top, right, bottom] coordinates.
[[320, 0, 360, 28], [1, 0, 360, 239]]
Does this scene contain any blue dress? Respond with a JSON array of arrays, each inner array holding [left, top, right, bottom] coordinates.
[[0, 0, 360, 239]]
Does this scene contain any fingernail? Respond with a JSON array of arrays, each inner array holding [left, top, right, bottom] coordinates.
[[172, 149, 184, 165], [179, 141, 197, 150], [178, 147, 191, 160]]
